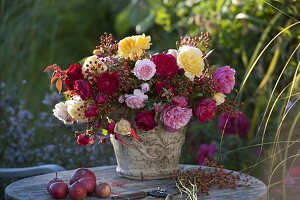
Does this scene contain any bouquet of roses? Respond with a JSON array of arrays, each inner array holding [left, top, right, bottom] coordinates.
[[45, 33, 236, 145]]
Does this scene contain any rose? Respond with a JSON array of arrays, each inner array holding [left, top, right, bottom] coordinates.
[[95, 94, 107, 104], [134, 111, 158, 131], [67, 63, 84, 80], [217, 111, 249, 137], [96, 71, 119, 96], [133, 59, 156, 81], [53, 102, 75, 124], [107, 121, 115, 134], [213, 93, 226, 105], [125, 89, 148, 109], [66, 95, 90, 123], [74, 79, 93, 100], [114, 119, 131, 136], [167, 49, 178, 59], [141, 83, 150, 93], [177, 45, 204, 80], [213, 66, 235, 94], [160, 105, 193, 130], [150, 53, 179, 78], [194, 99, 217, 123], [171, 96, 188, 107], [64, 63, 84, 90], [196, 143, 216, 165], [77, 134, 89, 145]]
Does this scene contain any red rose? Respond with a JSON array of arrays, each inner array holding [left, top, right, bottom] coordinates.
[[154, 81, 175, 97], [96, 72, 119, 96], [77, 134, 89, 145], [134, 111, 157, 131], [64, 63, 84, 90], [67, 63, 84, 80], [84, 104, 98, 118], [194, 99, 217, 123], [74, 79, 93, 100], [150, 53, 179, 78], [63, 77, 75, 90]]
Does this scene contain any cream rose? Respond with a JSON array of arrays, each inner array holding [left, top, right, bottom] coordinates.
[[114, 119, 131, 136], [213, 92, 226, 105], [177, 45, 204, 80], [66, 95, 90, 123], [53, 102, 75, 124]]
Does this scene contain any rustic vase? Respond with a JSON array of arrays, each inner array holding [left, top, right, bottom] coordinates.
[[110, 125, 185, 180]]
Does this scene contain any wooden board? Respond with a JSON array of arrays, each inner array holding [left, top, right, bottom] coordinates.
[[5, 165, 267, 200]]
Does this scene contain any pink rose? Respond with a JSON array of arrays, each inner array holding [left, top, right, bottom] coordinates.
[[171, 96, 188, 107], [73, 79, 93, 100], [213, 66, 235, 94], [125, 89, 148, 109], [133, 59, 156, 81], [194, 99, 217, 123], [160, 105, 192, 130], [141, 83, 150, 93]]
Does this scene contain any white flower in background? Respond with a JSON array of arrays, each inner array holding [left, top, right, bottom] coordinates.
[[141, 83, 150, 93], [167, 49, 178, 59], [114, 119, 131, 136], [82, 55, 108, 78], [66, 95, 90, 123], [133, 59, 156, 81], [53, 102, 75, 124], [213, 92, 226, 105]]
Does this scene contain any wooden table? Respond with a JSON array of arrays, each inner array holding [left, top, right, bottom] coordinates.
[[5, 165, 266, 200]]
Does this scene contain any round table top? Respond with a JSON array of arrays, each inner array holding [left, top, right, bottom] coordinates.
[[5, 165, 267, 200]]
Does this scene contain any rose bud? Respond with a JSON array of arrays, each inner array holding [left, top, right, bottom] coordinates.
[[95, 94, 107, 104], [74, 79, 93, 100], [171, 96, 188, 107], [77, 134, 89, 145], [107, 121, 115, 134]]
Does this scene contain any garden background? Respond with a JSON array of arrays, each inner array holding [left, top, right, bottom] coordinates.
[[0, 0, 299, 199]]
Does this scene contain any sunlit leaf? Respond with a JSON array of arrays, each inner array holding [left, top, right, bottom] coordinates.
[[102, 129, 108, 136], [56, 79, 63, 94]]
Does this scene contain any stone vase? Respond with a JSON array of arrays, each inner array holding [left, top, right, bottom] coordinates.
[[110, 125, 186, 180]]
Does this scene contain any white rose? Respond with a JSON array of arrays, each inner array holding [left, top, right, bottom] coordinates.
[[66, 95, 90, 123], [114, 119, 131, 136], [213, 93, 226, 105], [53, 102, 75, 124], [133, 59, 156, 81]]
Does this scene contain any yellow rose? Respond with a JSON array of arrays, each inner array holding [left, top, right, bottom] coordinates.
[[66, 95, 90, 123], [114, 119, 131, 136], [213, 93, 226, 105], [118, 34, 151, 60], [177, 45, 204, 80]]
